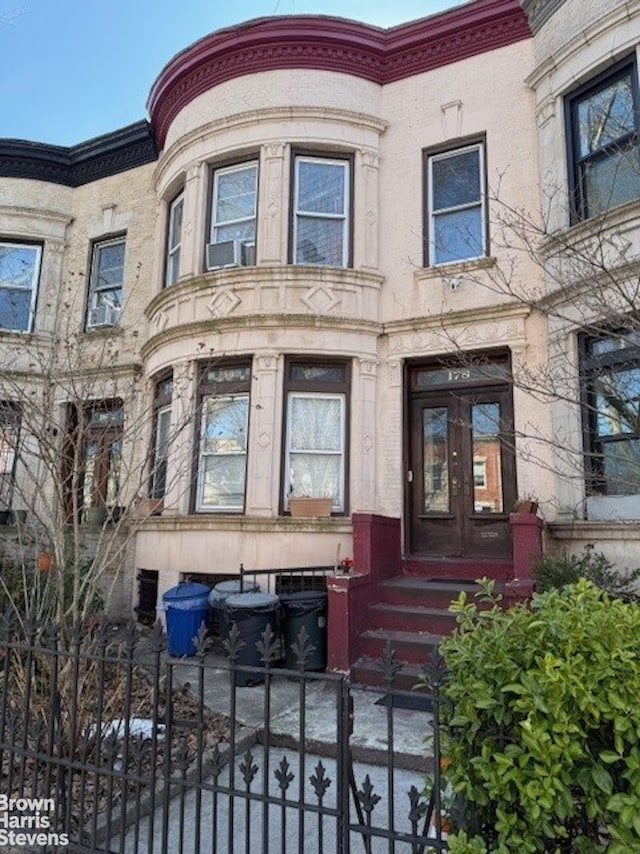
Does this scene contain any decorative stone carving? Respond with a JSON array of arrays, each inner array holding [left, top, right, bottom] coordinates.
[[301, 285, 340, 314], [207, 288, 241, 318]]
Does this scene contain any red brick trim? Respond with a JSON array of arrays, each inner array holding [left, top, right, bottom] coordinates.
[[148, 0, 530, 147]]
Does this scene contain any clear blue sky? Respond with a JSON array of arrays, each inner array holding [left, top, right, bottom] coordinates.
[[1, 0, 461, 146]]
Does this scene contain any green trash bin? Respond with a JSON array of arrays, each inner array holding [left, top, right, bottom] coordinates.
[[280, 590, 327, 671]]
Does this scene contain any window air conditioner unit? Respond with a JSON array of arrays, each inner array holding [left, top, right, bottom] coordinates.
[[87, 305, 120, 328], [207, 240, 255, 270]]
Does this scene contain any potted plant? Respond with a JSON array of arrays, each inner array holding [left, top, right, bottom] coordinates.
[[133, 497, 164, 518], [84, 506, 107, 527]]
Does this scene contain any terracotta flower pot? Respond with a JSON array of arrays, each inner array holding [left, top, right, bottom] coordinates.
[[37, 552, 53, 572], [288, 497, 333, 517]]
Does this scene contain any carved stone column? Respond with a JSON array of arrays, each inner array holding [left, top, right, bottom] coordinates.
[[258, 143, 287, 264], [351, 357, 378, 511], [355, 149, 380, 271], [182, 160, 205, 279], [245, 352, 281, 514]]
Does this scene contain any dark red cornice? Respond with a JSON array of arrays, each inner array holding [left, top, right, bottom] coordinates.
[[148, 0, 531, 148]]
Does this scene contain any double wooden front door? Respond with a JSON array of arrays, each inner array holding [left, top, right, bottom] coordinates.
[[407, 359, 516, 558]]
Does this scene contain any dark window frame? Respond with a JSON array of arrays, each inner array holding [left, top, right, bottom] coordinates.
[[281, 356, 351, 515], [289, 149, 354, 268], [423, 133, 488, 268], [86, 234, 126, 330], [580, 325, 640, 496], [0, 401, 21, 510], [566, 56, 640, 223], [150, 372, 173, 500], [63, 398, 124, 520], [193, 359, 253, 514]]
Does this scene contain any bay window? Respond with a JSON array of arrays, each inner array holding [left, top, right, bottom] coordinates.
[[581, 328, 640, 498], [151, 374, 173, 500], [165, 191, 184, 286], [567, 58, 640, 221], [196, 362, 252, 512], [0, 241, 42, 332], [283, 359, 350, 513], [208, 161, 258, 268], [292, 154, 351, 267]]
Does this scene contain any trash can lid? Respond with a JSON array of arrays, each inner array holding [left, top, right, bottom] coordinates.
[[279, 590, 326, 604], [163, 581, 211, 602], [209, 580, 260, 606], [225, 592, 279, 610]]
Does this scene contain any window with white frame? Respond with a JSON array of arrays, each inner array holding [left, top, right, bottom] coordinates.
[[86, 237, 124, 328], [567, 58, 640, 221], [0, 241, 41, 332], [425, 142, 486, 266], [283, 359, 350, 513], [208, 161, 258, 267], [292, 155, 350, 266], [196, 362, 251, 512], [165, 192, 184, 286], [0, 402, 20, 510]]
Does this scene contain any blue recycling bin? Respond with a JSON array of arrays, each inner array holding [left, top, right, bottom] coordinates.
[[208, 579, 260, 638], [163, 581, 211, 656]]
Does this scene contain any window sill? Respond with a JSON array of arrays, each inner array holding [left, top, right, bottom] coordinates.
[[133, 513, 353, 533], [413, 256, 496, 283], [541, 195, 640, 256]]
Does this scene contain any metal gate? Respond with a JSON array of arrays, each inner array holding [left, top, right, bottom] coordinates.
[[0, 619, 449, 853]]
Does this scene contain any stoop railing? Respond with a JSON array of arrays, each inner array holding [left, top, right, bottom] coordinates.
[[0, 616, 449, 853]]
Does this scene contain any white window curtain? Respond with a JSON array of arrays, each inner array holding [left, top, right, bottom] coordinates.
[[286, 393, 345, 510]]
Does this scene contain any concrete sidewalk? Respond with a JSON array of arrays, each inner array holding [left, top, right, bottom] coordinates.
[[165, 642, 434, 770]]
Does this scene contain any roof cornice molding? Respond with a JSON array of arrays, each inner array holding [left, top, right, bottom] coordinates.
[[148, 0, 531, 148], [0, 121, 158, 187]]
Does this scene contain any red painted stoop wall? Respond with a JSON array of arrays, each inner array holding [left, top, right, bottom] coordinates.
[[326, 513, 400, 673], [326, 511, 543, 675]]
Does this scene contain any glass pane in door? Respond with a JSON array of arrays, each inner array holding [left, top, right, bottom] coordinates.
[[422, 407, 449, 512], [472, 402, 503, 513]]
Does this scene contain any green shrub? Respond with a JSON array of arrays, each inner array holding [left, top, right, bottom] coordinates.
[[535, 544, 640, 602], [433, 580, 640, 853]]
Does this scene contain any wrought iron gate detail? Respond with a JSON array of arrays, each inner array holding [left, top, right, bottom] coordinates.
[[0, 618, 449, 853]]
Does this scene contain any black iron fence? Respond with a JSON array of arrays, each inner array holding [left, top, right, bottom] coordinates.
[[0, 617, 449, 853]]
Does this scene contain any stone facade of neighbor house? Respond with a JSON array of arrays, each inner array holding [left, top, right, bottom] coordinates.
[[1, 0, 640, 673]]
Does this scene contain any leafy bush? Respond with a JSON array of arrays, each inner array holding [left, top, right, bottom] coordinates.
[[434, 580, 640, 853], [535, 544, 640, 602]]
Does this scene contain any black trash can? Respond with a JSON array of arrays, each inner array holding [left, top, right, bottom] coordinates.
[[224, 592, 280, 686], [208, 579, 260, 638], [280, 590, 327, 671], [163, 581, 211, 657]]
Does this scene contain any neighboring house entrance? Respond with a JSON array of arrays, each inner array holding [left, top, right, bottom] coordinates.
[[406, 353, 517, 558]]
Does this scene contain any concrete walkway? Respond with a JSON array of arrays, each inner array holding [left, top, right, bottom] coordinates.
[[118, 640, 442, 853]]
